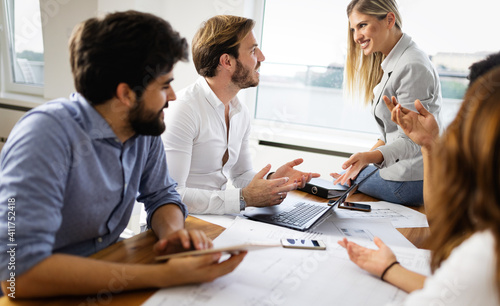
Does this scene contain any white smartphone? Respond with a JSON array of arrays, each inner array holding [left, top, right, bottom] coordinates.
[[280, 238, 326, 250]]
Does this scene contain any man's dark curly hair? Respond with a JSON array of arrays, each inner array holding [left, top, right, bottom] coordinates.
[[69, 10, 188, 105]]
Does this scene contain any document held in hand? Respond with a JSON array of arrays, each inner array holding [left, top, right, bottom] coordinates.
[[298, 178, 350, 199], [155, 242, 281, 261]]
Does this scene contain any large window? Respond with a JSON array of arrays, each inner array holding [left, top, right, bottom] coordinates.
[[256, 0, 497, 135], [1, 0, 44, 94]]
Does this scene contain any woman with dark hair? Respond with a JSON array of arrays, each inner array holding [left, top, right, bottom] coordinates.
[[339, 66, 500, 305]]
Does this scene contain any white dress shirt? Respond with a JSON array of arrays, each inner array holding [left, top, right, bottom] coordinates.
[[162, 77, 256, 214], [390, 230, 499, 305]]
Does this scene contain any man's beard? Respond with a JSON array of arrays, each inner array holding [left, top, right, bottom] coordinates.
[[231, 59, 259, 89], [129, 97, 166, 136]]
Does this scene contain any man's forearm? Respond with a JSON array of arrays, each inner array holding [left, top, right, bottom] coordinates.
[[150, 204, 185, 240], [1, 254, 163, 298]]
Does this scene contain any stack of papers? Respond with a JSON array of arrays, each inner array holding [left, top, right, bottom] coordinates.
[[145, 204, 431, 306]]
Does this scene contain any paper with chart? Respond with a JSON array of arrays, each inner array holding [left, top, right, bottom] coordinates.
[[143, 217, 430, 306], [197, 209, 415, 249], [311, 213, 415, 248], [332, 200, 429, 228]]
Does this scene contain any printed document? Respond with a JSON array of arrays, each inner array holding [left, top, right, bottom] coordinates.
[[144, 217, 430, 306], [332, 201, 428, 228]]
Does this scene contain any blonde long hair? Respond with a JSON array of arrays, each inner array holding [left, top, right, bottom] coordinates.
[[345, 0, 402, 105], [427, 66, 500, 294]]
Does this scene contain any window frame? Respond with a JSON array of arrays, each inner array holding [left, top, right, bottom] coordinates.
[[243, 0, 377, 155], [247, 0, 470, 156], [0, 0, 44, 96]]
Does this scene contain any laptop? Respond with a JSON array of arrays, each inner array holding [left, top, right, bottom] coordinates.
[[244, 168, 378, 231]]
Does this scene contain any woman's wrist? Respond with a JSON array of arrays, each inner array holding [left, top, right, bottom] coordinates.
[[380, 262, 426, 293], [367, 150, 384, 165], [421, 143, 435, 155], [380, 261, 400, 281]]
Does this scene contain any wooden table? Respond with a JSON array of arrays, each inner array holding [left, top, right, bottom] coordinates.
[[0, 191, 429, 306]]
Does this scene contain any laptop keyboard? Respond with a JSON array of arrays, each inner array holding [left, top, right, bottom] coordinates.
[[270, 202, 328, 227]]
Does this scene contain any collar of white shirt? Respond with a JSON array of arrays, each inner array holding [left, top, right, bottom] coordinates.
[[196, 76, 243, 114]]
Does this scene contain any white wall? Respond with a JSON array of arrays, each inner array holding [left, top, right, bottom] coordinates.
[[40, 0, 173, 100], [39, 0, 252, 97], [161, 0, 251, 91], [41, 0, 98, 100], [0, 108, 26, 152]]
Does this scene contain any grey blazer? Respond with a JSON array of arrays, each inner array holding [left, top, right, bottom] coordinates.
[[372, 34, 442, 181]]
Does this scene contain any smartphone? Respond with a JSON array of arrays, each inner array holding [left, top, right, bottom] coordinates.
[[338, 201, 371, 212], [280, 238, 326, 250]]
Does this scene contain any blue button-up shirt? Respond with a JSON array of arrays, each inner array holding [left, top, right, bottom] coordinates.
[[0, 93, 186, 280]]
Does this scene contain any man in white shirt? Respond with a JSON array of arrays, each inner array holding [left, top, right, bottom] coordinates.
[[162, 15, 319, 214]]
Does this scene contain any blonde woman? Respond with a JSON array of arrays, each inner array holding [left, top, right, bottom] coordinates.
[[339, 66, 500, 305], [332, 0, 441, 205]]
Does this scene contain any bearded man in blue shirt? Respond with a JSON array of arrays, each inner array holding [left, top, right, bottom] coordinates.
[[0, 10, 245, 298]]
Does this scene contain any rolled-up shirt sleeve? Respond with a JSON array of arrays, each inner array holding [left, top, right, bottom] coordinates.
[[0, 113, 69, 280]]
